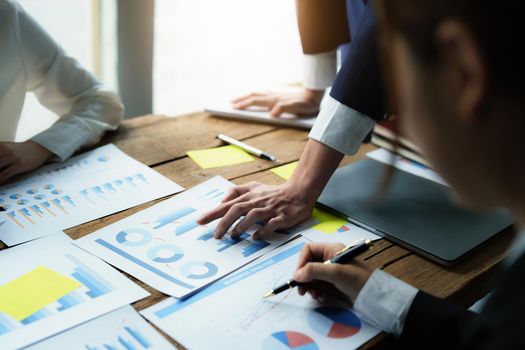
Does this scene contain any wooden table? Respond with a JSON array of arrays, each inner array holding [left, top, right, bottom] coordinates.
[[7, 112, 515, 348]]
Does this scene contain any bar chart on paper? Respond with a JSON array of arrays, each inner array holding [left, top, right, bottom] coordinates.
[[26, 306, 174, 350], [0, 233, 148, 350], [0, 144, 183, 246], [140, 238, 380, 350], [75, 176, 297, 298]]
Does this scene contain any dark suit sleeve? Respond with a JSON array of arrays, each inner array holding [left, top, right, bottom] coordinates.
[[329, 1, 386, 122], [399, 291, 478, 350]]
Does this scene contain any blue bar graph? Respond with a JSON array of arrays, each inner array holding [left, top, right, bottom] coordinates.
[[198, 230, 214, 241], [175, 220, 199, 236], [102, 183, 117, 193], [0, 313, 16, 335], [112, 180, 129, 193], [31, 204, 45, 215], [135, 173, 148, 183], [217, 233, 250, 252], [72, 268, 108, 298], [95, 239, 194, 289], [125, 177, 138, 189], [154, 207, 196, 229], [198, 188, 224, 201], [21, 308, 51, 325], [118, 336, 136, 350], [125, 326, 151, 348], [80, 189, 97, 204], [91, 186, 109, 201], [84, 324, 152, 350], [66, 254, 115, 298], [57, 291, 84, 311], [62, 195, 77, 207], [209, 191, 224, 200], [241, 240, 271, 257], [198, 188, 218, 199]]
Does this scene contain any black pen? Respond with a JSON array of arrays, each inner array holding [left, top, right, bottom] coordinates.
[[262, 239, 373, 298]]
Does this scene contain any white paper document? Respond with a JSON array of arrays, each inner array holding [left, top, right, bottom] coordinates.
[[0, 144, 183, 246], [0, 233, 148, 350], [141, 238, 380, 350], [366, 148, 447, 186], [26, 305, 174, 350], [75, 176, 298, 298]]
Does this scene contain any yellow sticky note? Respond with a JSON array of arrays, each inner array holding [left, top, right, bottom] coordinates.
[[270, 161, 299, 181], [0, 266, 81, 321], [187, 145, 254, 169], [311, 208, 347, 234]]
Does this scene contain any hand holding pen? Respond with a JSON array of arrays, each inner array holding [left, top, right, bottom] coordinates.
[[264, 240, 375, 303]]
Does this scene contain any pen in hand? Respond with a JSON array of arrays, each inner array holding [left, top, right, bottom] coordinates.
[[262, 239, 373, 299]]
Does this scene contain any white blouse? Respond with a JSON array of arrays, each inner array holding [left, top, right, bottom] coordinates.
[[0, 0, 123, 161]]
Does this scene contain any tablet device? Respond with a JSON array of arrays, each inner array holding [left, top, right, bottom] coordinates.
[[205, 105, 317, 130], [318, 159, 514, 265]]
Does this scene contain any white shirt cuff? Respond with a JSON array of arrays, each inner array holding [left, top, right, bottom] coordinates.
[[308, 95, 375, 155], [31, 119, 95, 161], [303, 51, 337, 90], [354, 269, 418, 337]]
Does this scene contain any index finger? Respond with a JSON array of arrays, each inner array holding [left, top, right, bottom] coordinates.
[[0, 164, 18, 185], [231, 92, 264, 104], [296, 243, 322, 270], [197, 191, 250, 225], [296, 243, 344, 269], [197, 201, 234, 225]]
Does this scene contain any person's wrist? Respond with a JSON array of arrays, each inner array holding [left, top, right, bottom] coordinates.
[[284, 177, 320, 208], [303, 88, 325, 105], [26, 140, 53, 161]]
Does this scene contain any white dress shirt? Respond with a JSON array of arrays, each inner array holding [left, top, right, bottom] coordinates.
[[353, 229, 525, 337], [0, 0, 123, 161], [303, 52, 376, 156]]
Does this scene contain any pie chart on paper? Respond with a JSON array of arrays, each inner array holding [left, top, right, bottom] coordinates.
[[307, 306, 362, 338], [262, 331, 319, 350]]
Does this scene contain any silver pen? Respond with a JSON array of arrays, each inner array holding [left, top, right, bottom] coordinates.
[[217, 134, 280, 163]]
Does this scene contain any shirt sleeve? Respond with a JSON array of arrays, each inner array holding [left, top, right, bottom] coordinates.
[[308, 94, 375, 155], [14, 1, 124, 161], [302, 51, 337, 91], [353, 269, 419, 337]]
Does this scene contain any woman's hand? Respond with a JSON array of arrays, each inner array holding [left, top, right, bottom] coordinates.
[[232, 88, 324, 117], [0, 141, 53, 184], [293, 243, 374, 303], [197, 181, 317, 240]]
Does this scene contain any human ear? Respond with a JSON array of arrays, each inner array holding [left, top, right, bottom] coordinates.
[[435, 20, 487, 122]]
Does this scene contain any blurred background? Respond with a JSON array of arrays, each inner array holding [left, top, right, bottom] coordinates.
[[16, 0, 303, 140]]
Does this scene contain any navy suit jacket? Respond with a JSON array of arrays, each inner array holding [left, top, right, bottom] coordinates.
[[331, 0, 386, 122]]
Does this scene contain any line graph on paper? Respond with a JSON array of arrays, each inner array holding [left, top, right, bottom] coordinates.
[[239, 274, 293, 331]]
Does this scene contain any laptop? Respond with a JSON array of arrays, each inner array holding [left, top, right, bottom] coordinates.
[[317, 159, 514, 265], [205, 105, 317, 130]]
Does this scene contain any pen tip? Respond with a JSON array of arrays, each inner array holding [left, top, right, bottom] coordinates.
[[262, 291, 274, 299]]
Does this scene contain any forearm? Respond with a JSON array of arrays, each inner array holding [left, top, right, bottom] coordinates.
[[31, 88, 123, 161], [289, 138, 344, 204]]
